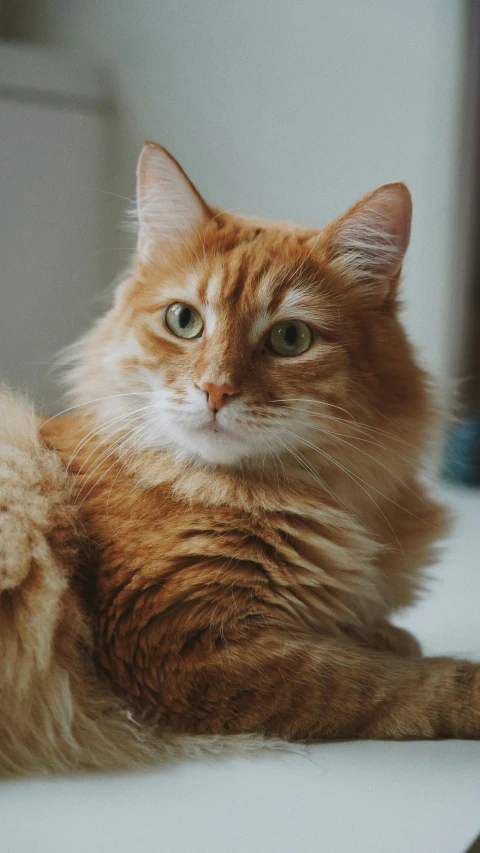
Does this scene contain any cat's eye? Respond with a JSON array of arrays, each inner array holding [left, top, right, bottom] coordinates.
[[267, 321, 312, 356], [165, 303, 204, 339]]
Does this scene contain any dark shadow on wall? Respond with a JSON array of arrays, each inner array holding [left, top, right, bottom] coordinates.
[[465, 829, 480, 853], [1, 0, 40, 38], [444, 0, 480, 485]]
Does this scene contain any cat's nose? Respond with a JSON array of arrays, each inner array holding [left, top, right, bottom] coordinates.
[[197, 380, 240, 413]]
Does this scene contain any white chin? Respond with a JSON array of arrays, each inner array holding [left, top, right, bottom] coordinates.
[[174, 427, 253, 466]]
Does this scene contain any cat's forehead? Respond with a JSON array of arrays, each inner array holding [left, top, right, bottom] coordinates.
[[188, 228, 328, 319]]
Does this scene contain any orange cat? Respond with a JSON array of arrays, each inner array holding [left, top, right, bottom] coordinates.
[[2, 142, 479, 775]]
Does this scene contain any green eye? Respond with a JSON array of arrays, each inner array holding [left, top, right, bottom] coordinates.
[[165, 303, 204, 339], [267, 321, 312, 356]]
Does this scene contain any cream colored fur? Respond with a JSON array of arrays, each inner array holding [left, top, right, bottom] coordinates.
[[0, 387, 279, 777]]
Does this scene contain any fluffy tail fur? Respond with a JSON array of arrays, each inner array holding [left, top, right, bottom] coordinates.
[[0, 387, 275, 777]]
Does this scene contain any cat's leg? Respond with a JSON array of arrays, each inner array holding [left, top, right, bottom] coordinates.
[[346, 620, 422, 658], [106, 611, 480, 739], [183, 633, 480, 739]]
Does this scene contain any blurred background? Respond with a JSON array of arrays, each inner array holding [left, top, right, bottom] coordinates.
[[1, 0, 479, 478]]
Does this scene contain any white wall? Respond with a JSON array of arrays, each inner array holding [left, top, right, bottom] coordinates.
[[19, 0, 465, 384], [0, 43, 110, 411]]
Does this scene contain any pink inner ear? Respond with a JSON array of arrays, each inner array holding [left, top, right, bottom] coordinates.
[[368, 184, 412, 258], [331, 182, 412, 294], [136, 143, 209, 259]]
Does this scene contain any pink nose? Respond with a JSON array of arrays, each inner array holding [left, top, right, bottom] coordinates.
[[198, 380, 239, 413]]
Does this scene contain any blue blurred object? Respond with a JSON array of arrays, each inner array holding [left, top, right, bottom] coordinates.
[[444, 417, 480, 485]]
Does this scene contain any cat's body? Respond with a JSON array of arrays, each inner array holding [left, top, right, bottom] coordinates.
[[42, 409, 442, 737], [1, 142, 479, 776]]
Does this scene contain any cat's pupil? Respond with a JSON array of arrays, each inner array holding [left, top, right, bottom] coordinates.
[[179, 307, 191, 328], [284, 325, 297, 346]]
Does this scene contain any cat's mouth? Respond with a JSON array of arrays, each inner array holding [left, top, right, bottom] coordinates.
[[197, 417, 231, 436], [152, 404, 258, 463], [178, 407, 238, 436], [168, 413, 252, 465]]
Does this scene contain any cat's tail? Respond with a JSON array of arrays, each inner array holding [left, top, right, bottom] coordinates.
[[0, 386, 281, 777]]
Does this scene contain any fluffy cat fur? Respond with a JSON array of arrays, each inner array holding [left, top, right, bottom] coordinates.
[[1, 142, 479, 776], [0, 386, 272, 775]]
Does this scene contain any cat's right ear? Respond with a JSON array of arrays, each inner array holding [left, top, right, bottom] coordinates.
[[322, 182, 412, 304], [136, 142, 210, 261]]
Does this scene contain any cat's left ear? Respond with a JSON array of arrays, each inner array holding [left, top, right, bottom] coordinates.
[[136, 141, 211, 261], [323, 182, 412, 303]]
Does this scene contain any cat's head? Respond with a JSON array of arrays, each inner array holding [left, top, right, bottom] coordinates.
[[69, 142, 429, 473]]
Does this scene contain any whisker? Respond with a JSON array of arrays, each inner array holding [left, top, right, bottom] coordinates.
[[286, 416, 414, 490], [273, 403, 417, 449], [76, 417, 156, 509], [266, 438, 289, 488], [269, 398, 355, 420], [105, 420, 159, 524], [262, 437, 278, 486], [282, 428, 407, 559], [289, 422, 434, 521], [67, 409, 145, 473], [276, 437, 358, 521], [73, 410, 156, 496], [68, 403, 156, 475], [41, 392, 154, 429], [287, 417, 429, 488], [294, 430, 433, 552]]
